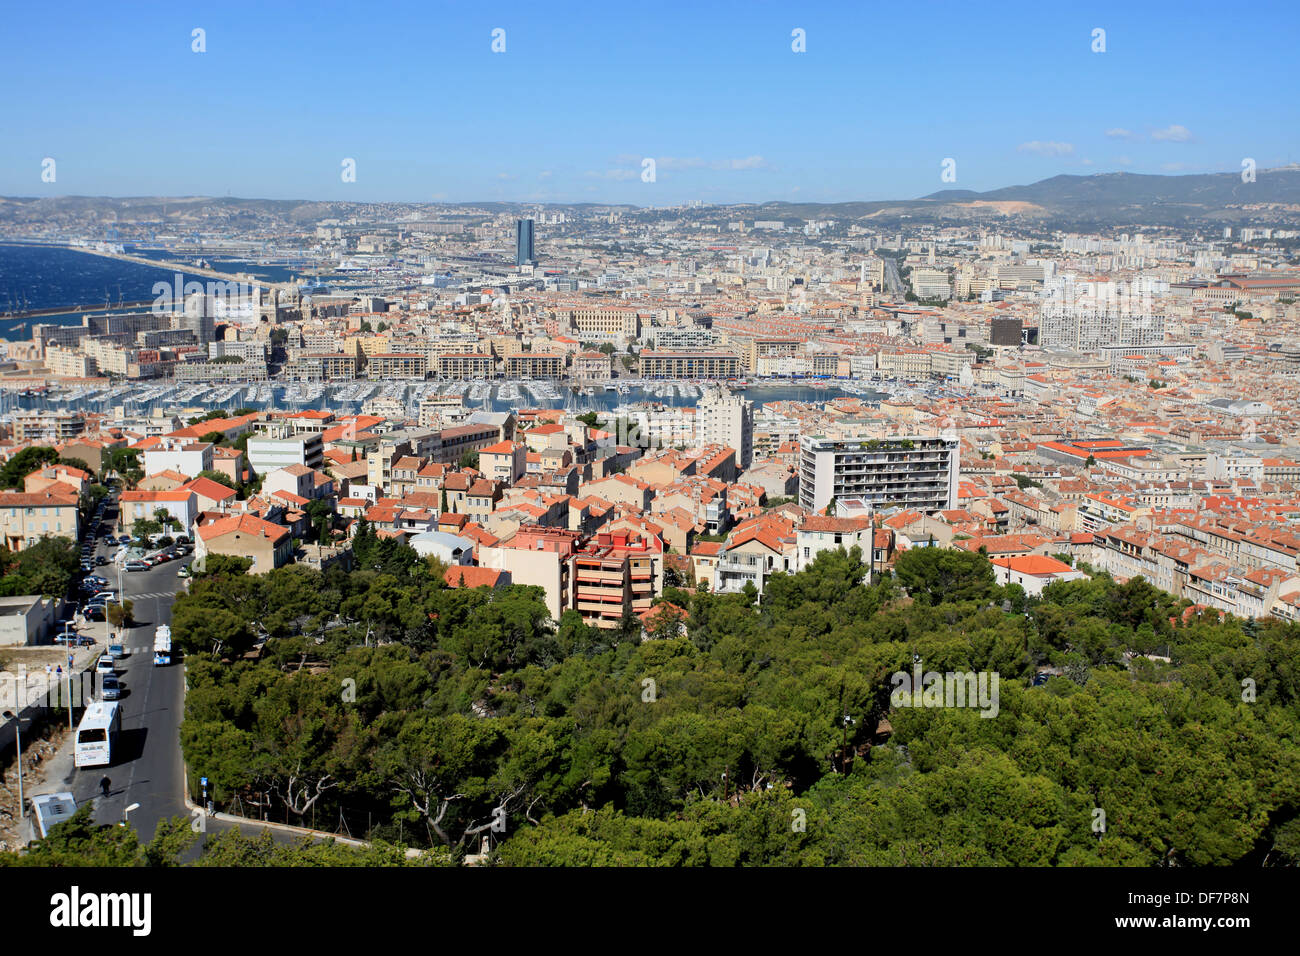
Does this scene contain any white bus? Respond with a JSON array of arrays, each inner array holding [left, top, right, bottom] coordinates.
[[31, 792, 78, 838], [74, 701, 121, 768]]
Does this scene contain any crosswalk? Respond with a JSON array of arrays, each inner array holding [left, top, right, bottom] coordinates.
[[123, 590, 178, 601]]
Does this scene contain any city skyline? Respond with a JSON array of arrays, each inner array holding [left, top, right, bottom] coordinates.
[[3, 0, 1298, 204]]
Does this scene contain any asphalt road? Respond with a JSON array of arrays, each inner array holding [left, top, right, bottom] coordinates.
[[40, 494, 367, 854], [55, 501, 334, 853], [70, 550, 189, 840]]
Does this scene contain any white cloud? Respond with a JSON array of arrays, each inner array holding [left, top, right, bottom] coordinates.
[[538, 170, 553, 180], [610, 154, 767, 173], [1105, 128, 1138, 140], [1152, 124, 1192, 142], [713, 155, 767, 170], [1017, 141, 1075, 157], [496, 172, 517, 181], [1080, 158, 1095, 166], [1161, 162, 1192, 171], [1117, 156, 1133, 166], [585, 169, 639, 181]]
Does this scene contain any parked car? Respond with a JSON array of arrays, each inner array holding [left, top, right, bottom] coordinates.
[[95, 654, 116, 675], [83, 606, 106, 622], [175, 535, 191, 545], [125, 560, 149, 571], [117, 535, 131, 545], [94, 556, 108, 565]]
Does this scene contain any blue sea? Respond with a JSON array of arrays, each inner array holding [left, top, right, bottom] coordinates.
[[0, 243, 301, 341]]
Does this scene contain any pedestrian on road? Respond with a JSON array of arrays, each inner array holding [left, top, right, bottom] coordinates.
[[99, 776, 111, 797]]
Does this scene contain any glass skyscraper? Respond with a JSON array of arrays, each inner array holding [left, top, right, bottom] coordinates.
[[515, 218, 535, 266]]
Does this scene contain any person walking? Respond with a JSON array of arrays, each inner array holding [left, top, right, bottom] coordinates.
[[99, 776, 111, 798]]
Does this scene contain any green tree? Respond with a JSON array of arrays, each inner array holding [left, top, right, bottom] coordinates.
[[133, 518, 162, 547], [196, 469, 236, 489], [0, 446, 59, 487], [107, 447, 144, 488], [106, 598, 135, 629], [0, 537, 78, 598], [892, 547, 996, 606]]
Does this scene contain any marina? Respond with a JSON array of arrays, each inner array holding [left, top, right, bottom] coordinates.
[[0, 376, 901, 421]]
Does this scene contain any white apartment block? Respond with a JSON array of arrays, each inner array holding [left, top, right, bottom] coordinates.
[[798, 435, 960, 514], [696, 386, 754, 469]]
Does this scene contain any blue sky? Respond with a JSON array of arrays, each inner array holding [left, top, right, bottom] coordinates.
[[3, 0, 1298, 205]]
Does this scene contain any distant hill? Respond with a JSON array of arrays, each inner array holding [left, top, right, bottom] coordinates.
[[3, 167, 1299, 228], [748, 168, 1300, 225]]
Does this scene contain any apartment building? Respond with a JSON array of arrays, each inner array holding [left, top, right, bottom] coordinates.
[[714, 518, 797, 596], [367, 353, 428, 379], [479, 526, 582, 620], [12, 411, 85, 443], [119, 489, 197, 534], [795, 515, 876, 572], [571, 530, 663, 629], [640, 351, 743, 379], [911, 268, 952, 300], [437, 353, 496, 380], [434, 423, 501, 464], [480, 441, 528, 485], [798, 435, 960, 514], [0, 490, 80, 551], [246, 428, 325, 475], [195, 513, 293, 574], [697, 386, 754, 469], [568, 307, 640, 338], [45, 345, 97, 377], [142, 439, 214, 479], [505, 353, 565, 379]]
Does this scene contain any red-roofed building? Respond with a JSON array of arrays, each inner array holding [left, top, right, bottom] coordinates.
[[443, 566, 510, 590], [119, 489, 197, 535], [181, 476, 239, 511], [195, 513, 292, 573], [991, 554, 1086, 595], [479, 441, 527, 485], [0, 488, 80, 551]]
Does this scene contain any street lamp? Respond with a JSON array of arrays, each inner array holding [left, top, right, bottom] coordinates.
[[2, 710, 23, 820], [120, 802, 140, 828]]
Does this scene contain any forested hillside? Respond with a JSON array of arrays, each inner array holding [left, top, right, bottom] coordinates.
[[8, 539, 1300, 866], [162, 541, 1300, 866]]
